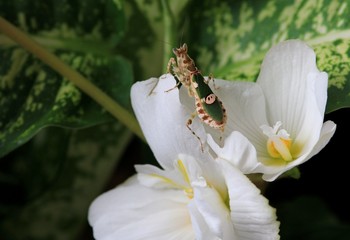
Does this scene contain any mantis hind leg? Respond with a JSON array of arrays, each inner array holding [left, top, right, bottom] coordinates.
[[187, 112, 204, 152]]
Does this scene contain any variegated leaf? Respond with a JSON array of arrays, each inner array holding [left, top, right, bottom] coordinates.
[[186, 0, 350, 112], [0, 0, 132, 158]]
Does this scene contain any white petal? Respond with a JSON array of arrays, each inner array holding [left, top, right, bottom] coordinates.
[[183, 152, 228, 199], [88, 175, 193, 240], [191, 185, 236, 239], [312, 71, 328, 115], [257, 40, 326, 138], [218, 160, 280, 239], [306, 120, 336, 158], [135, 164, 188, 189], [207, 131, 265, 174], [188, 201, 220, 240], [207, 79, 268, 154], [291, 71, 326, 156], [131, 74, 208, 169], [135, 153, 208, 191], [260, 164, 297, 182]]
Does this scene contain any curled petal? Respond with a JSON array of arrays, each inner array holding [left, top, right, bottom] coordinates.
[[207, 131, 265, 174], [309, 120, 336, 156]]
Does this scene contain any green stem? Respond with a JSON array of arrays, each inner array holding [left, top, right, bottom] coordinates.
[[0, 16, 145, 142], [161, 0, 176, 71]]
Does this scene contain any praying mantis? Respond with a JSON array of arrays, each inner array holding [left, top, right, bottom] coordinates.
[[166, 43, 227, 148]]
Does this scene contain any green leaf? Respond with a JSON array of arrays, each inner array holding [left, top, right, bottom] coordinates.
[[185, 0, 350, 113], [0, 0, 125, 51], [0, 124, 132, 240], [0, 0, 133, 158], [119, 0, 190, 80]]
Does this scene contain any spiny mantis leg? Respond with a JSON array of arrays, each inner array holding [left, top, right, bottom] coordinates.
[[147, 77, 161, 96], [148, 58, 181, 96], [165, 79, 181, 92], [167, 57, 176, 73], [166, 57, 183, 92], [187, 111, 204, 152]]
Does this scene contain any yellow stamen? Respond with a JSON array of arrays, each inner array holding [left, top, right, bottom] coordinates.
[[177, 159, 195, 199], [267, 137, 293, 161], [184, 188, 194, 199], [261, 121, 294, 162], [177, 159, 191, 185]]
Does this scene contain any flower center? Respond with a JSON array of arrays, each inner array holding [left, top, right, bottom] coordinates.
[[260, 121, 293, 162]]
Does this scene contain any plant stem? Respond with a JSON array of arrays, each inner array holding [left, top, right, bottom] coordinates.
[[0, 16, 145, 142], [161, 0, 176, 71]]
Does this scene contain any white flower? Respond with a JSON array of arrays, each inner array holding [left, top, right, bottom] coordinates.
[[203, 40, 336, 181], [88, 75, 280, 240]]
